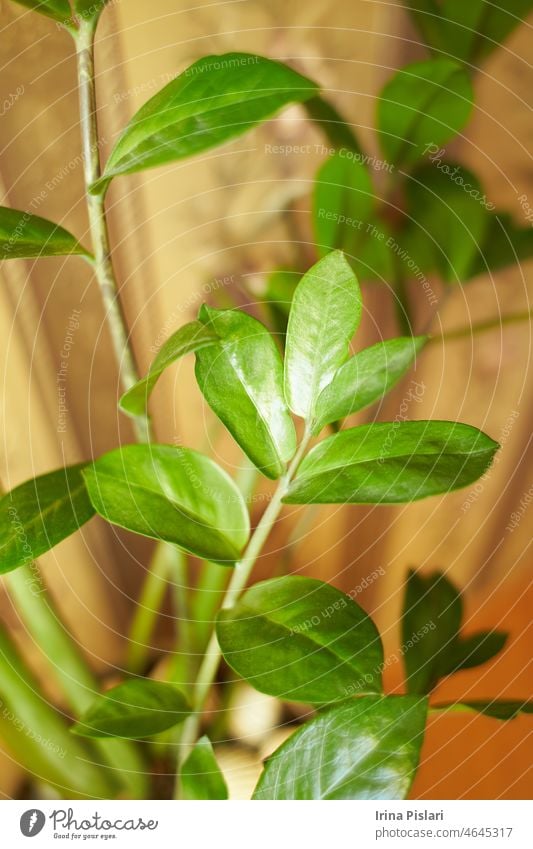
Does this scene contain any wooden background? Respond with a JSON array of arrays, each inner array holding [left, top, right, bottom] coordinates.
[[0, 0, 531, 798]]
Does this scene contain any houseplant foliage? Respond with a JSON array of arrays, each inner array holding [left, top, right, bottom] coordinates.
[[0, 0, 530, 801]]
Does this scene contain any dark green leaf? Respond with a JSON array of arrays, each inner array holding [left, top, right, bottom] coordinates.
[[72, 680, 190, 738], [195, 306, 296, 479], [120, 320, 219, 418], [447, 631, 508, 672], [404, 164, 490, 282], [0, 207, 89, 260], [377, 59, 473, 168], [10, 0, 71, 24], [304, 96, 363, 154], [216, 576, 383, 704], [468, 212, 533, 277], [0, 465, 95, 575], [405, 0, 444, 49], [312, 336, 427, 434], [92, 53, 318, 193], [253, 695, 428, 799], [180, 736, 228, 800], [434, 700, 533, 720], [83, 445, 249, 565], [402, 570, 462, 694], [284, 421, 499, 504], [261, 269, 299, 339], [284, 251, 361, 420], [313, 153, 393, 282]]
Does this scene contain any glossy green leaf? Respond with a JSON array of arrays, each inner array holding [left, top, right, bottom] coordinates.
[[447, 631, 508, 672], [377, 59, 473, 168], [304, 96, 363, 154], [92, 53, 318, 193], [0, 207, 89, 260], [468, 212, 533, 278], [217, 576, 383, 704], [284, 251, 361, 420], [285, 421, 499, 504], [405, 164, 490, 282], [195, 305, 296, 479], [435, 700, 533, 720], [402, 570, 462, 693], [120, 320, 219, 418], [312, 336, 427, 434], [180, 736, 229, 800], [83, 444, 250, 565], [72, 680, 190, 738], [313, 153, 394, 283], [0, 465, 95, 575], [10, 0, 70, 24], [253, 695, 428, 799]]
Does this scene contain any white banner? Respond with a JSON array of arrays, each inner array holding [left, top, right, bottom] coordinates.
[[1, 800, 529, 848]]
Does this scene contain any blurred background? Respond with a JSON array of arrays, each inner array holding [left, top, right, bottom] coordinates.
[[0, 0, 531, 798]]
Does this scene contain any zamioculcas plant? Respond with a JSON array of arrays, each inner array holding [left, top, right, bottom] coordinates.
[[0, 0, 530, 801]]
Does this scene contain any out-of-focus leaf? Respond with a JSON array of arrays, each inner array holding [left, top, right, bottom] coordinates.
[[195, 305, 296, 479], [261, 269, 299, 339], [0, 207, 89, 260], [83, 445, 250, 565], [92, 54, 318, 193], [72, 680, 190, 738], [434, 700, 533, 720], [0, 465, 95, 574], [377, 59, 473, 168], [304, 96, 363, 153], [120, 320, 219, 418], [253, 695, 428, 799], [447, 631, 508, 672], [404, 164, 490, 282], [284, 251, 361, 420], [312, 336, 427, 434], [216, 576, 383, 704], [285, 421, 499, 504], [10, 0, 70, 24], [180, 736, 228, 800], [467, 212, 533, 277]]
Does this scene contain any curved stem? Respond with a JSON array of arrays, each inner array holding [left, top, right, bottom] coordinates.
[[76, 19, 150, 443], [173, 431, 311, 798]]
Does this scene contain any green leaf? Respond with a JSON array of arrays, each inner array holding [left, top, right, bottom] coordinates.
[[413, 1, 533, 64], [72, 680, 190, 739], [92, 53, 318, 193], [303, 96, 363, 154], [0, 207, 89, 260], [284, 421, 499, 504], [216, 576, 383, 704], [0, 465, 95, 575], [195, 305, 296, 479], [377, 59, 473, 168], [253, 695, 428, 799], [404, 164, 490, 282], [83, 445, 250, 565], [312, 336, 427, 434], [284, 251, 361, 420], [468, 211, 533, 277], [434, 700, 533, 720], [447, 631, 508, 672], [180, 736, 229, 800], [261, 269, 299, 340], [10, 0, 71, 24], [402, 570, 462, 693], [119, 320, 219, 418]]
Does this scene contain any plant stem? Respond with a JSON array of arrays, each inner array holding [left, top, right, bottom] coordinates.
[[173, 431, 311, 798], [75, 19, 150, 443]]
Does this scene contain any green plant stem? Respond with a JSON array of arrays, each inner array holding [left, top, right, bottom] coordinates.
[[75, 19, 150, 443], [0, 621, 116, 799], [173, 431, 311, 798]]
